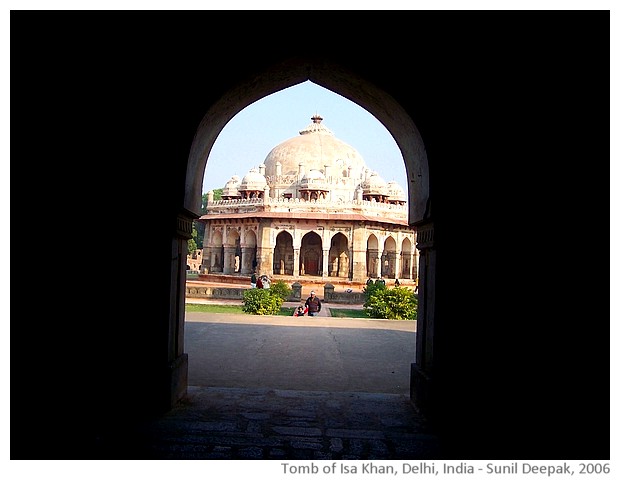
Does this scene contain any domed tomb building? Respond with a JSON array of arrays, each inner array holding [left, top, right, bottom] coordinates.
[[199, 114, 418, 284]]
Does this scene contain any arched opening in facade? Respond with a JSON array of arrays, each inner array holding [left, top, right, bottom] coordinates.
[[366, 233, 380, 278], [401, 236, 413, 280], [241, 228, 257, 274], [300, 231, 323, 276], [273, 230, 294, 275], [382, 236, 397, 278], [223, 227, 241, 274], [328, 232, 349, 278], [209, 228, 224, 273]]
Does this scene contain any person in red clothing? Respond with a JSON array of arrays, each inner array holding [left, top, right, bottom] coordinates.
[[304, 291, 322, 316]]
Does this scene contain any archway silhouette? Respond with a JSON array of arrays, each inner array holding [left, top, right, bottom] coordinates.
[[183, 71, 431, 400]]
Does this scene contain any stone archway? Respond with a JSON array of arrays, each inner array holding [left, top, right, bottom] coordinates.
[[382, 236, 397, 279], [300, 231, 323, 276], [366, 233, 380, 278], [181, 59, 433, 420], [328, 232, 349, 278], [273, 231, 294, 275], [223, 228, 240, 274], [241, 228, 257, 274]]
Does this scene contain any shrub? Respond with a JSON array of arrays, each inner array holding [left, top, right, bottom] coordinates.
[[242, 288, 284, 315], [363, 285, 417, 320], [269, 280, 292, 302], [363, 280, 386, 302]]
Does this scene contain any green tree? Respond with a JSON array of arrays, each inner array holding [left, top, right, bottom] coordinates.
[[188, 226, 198, 255]]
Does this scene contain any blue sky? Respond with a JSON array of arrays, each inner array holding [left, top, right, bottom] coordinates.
[[202, 81, 408, 195]]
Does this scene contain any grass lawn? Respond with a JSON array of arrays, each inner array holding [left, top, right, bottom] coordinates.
[[185, 303, 295, 316], [328, 308, 369, 318]]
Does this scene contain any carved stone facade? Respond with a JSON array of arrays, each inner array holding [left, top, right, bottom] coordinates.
[[198, 115, 419, 284]]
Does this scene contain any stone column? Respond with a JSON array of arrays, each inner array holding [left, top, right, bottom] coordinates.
[[394, 248, 402, 280], [293, 248, 300, 277], [351, 223, 367, 282], [366, 248, 378, 277], [201, 246, 211, 274], [240, 246, 254, 274], [256, 249, 273, 276], [222, 246, 236, 274], [321, 249, 329, 280], [164, 208, 198, 410], [375, 248, 383, 278], [404, 252, 414, 279], [210, 246, 221, 273], [410, 220, 436, 417]]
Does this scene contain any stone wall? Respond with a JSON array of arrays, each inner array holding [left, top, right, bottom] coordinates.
[[185, 283, 363, 304]]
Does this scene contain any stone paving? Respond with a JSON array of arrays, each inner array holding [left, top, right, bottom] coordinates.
[[100, 386, 440, 460], [91, 291, 437, 460]]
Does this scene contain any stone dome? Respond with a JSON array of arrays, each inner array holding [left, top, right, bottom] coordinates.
[[362, 171, 388, 195], [221, 175, 241, 198], [387, 180, 406, 202], [239, 167, 267, 191], [263, 114, 367, 181]]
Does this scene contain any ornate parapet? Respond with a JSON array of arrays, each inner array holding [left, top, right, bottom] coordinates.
[[205, 196, 409, 221]]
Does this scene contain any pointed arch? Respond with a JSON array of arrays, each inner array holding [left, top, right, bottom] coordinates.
[[366, 233, 380, 278], [274, 230, 294, 275], [328, 232, 349, 279], [300, 231, 323, 276], [383, 236, 397, 278]]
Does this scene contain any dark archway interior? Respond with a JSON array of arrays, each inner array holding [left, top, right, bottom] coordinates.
[[11, 10, 609, 461]]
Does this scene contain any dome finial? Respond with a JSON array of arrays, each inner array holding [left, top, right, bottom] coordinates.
[[311, 114, 323, 124]]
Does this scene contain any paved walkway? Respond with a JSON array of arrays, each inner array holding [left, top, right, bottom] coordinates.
[[106, 385, 439, 460], [91, 298, 435, 460]]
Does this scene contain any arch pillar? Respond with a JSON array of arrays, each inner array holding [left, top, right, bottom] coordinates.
[[394, 248, 402, 280], [240, 246, 254, 274], [201, 246, 213, 274], [351, 223, 367, 282], [375, 248, 383, 278], [162, 208, 199, 411], [406, 251, 415, 279], [321, 249, 329, 280], [210, 246, 222, 273], [293, 248, 300, 277], [222, 246, 237, 274], [410, 220, 436, 418]]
